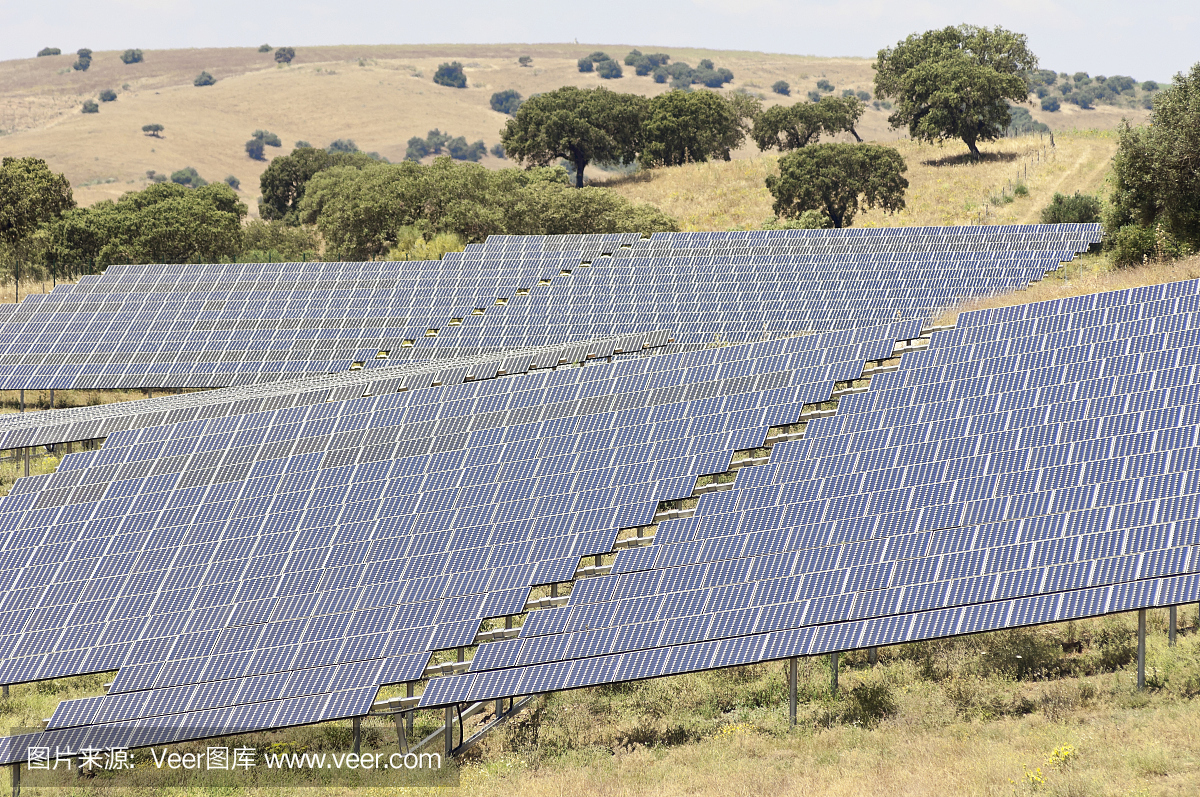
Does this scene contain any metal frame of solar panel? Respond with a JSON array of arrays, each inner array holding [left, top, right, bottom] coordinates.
[[0, 225, 1100, 392]]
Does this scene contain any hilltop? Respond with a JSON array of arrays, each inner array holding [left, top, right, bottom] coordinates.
[[0, 43, 1147, 214]]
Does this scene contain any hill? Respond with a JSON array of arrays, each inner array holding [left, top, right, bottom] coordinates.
[[0, 44, 1147, 214]]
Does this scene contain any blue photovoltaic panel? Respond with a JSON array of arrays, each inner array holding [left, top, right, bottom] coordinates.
[[0, 225, 1100, 391], [418, 278, 1200, 706]]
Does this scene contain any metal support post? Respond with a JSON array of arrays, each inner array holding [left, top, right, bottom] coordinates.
[[830, 652, 839, 696], [49, 390, 53, 410], [19, 390, 23, 413], [394, 713, 408, 754], [444, 707, 453, 758], [1169, 606, 1177, 647], [1137, 609, 1147, 690], [787, 658, 797, 726], [1, 684, 7, 698], [11, 761, 18, 797], [351, 716, 361, 755], [457, 647, 464, 663], [550, 583, 558, 598], [868, 647, 878, 666], [405, 683, 414, 736], [23, 448, 29, 479]]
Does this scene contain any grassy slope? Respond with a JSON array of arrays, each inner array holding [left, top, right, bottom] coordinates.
[[0, 44, 1145, 214]]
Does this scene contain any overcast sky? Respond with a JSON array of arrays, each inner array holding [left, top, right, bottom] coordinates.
[[3, 0, 1195, 81]]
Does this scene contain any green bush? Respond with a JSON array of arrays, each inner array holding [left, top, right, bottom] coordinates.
[[1040, 192, 1101, 224], [816, 79, 834, 92], [224, 175, 240, 190], [763, 210, 832, 229], [120, 49, 143, 64], [624, 49, 642, 66], [807, 89, 822, 102], [193, 71, 216, 87], [245, 139, 266, 160], [633, 58, 654, 76], [241, 218, 319, 261], [841, 679, 898, 728], [81, 100, 99, 114], [37, 47, 61, 57], [772, 80, 790, 96], [433, 61, 466, 88], [856, 90, 871, 102], [327, 139, 359, 154], [490, 142, 506, 159], [141, 123, 164, 137], [170, 167, 207, 188], [587, 51, 611, 63], [652, 67, 668, 84], [1094, 618, 1136, 667], [72, 57, 91, 72], [252, 130, 282, 147], [446, 136, 486, 162], [1142, 80, 1159, 91], [518, 56, 532, 67], [258, 44, 272, 53], [490, 89, 523, 115], [98, 89, 117, 102], [578, 57, 594, 73], [596, 59, 622, 79], [274, 47, 295, 64], [1041, 96, 1060, 112]]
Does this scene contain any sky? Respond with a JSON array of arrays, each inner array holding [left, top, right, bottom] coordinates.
[[2, 0, 1196, 81]]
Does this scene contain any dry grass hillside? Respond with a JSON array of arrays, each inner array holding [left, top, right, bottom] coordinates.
[[601, 131, 1118, 231], [0, 44, 1146, 213]]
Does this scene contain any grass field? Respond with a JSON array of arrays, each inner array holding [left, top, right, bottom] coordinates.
[[0, 44, 1145, 214]]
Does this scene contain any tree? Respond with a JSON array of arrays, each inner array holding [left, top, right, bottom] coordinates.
[[81, 100, 99, 114], [1040, 192, 1101, 224], [640, 90, 745, 167], [252, 130, 282, 147], [142, 123, 164, 137], [41, 182, 246, 266], [259, 44, 272, 53], [766, 143, 907, 228], [624, 50, 643, 65], [518, 56, 532, 67], [72, 49, 92, 71], [1041, 96, 1060, 112], [874, 25, 1038, 156], [245, 138, 266, 160], [194, 71, 216, 87], [447, 137, 487, 161], [328, 138, 359, 154], [577, 58, 594, 73], [99, 89, 117, 102], [120, 49, 143, 64], [490, 143, 506, 159], [37, 47, 61, 57], [0, 157, 75, 271], [433, 62, 467, 88], [170, 167, 206, 188], [242, 219, 319, 261], [816, 79, 834, 92], [772, 80, 791, 96], [596, 59, 623, 79], [751, 95, 865, 151], [500, 86, 648, 188], [490, 89, 523, 115], [1107, 62, 1200, 258], [275, 47, 295, 64], [258, 146, 380, 224], [224, 175, 240, 190]]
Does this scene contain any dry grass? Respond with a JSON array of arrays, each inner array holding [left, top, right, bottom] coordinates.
[[602, 131, 1117, 232], [0, 45, 1144, 214], [934, 252, 1200, 328]]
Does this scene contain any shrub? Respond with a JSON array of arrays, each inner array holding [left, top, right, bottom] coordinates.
[[37, 47, 61, 57], [295, 140, 310, 148], [72, 57, 91, 72], [1073, 71, 1089, 82], [446, 136, 486, 162], [99, 89, 117, 102], [596, 59, 622, 79], [1142, 80, 1159, 92], [81, 100, 99, 114], [816, 79, 834, 92], [807, 90, 822, 102], [652, 67, 668, 84], [252, 130, 282, 147], [1094, 617, 1137, 666], [587, 51, 611, 63], [146, 170, 166, 183], [245, 139, 266, 160], [327, 139, 359, 154], [433, 61, 467, 88], [258, 44, 272, 53], [170, 167, 206, 188], [194, 71, 216, 87], [224, 175, 240, 190], [274, 47, 295, 64], [698, 59, 714, 70], [518, 55, 532, 67], [490, 89, 523, 115], [841, 679, 898, 728], [577, 57, 594, 73], [490, 143, 506, 159], [1107, 75, 1136, 94], [142, 123, 164, 137], [624, 49, 642, 66], [120, 49, 143, 64], [1041, 96, 1060, 111], [772, 80, 790, 96], [856, 90, 871, 102], [242, 218, 319, 261]]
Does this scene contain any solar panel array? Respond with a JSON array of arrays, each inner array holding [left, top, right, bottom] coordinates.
[[0, 223, 1139, 765], [0, 322, 899, 764], [0, 226, 1099, 391], [422, 278, 1200, 705]]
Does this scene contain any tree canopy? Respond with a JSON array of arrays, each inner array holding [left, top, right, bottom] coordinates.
[[490, 89, 523, 115], [142, 123, 164, 137], [639, 90, 745, 167], [874, 24, 1038, 156], [766, 143, 908, 228], [297, 158, 675, 260], [39, 182, 246, 267], [500, 87, 647, 187], [275, 47, 295, 64], [433, 62, 467, 88], [120, 49, 143, 64], [1107, 61, 1200, 263], [751, 95, 865, 151], [258, 146, 379, 224], [194, 71, 216, 87], [0, 157, 75, 264]]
